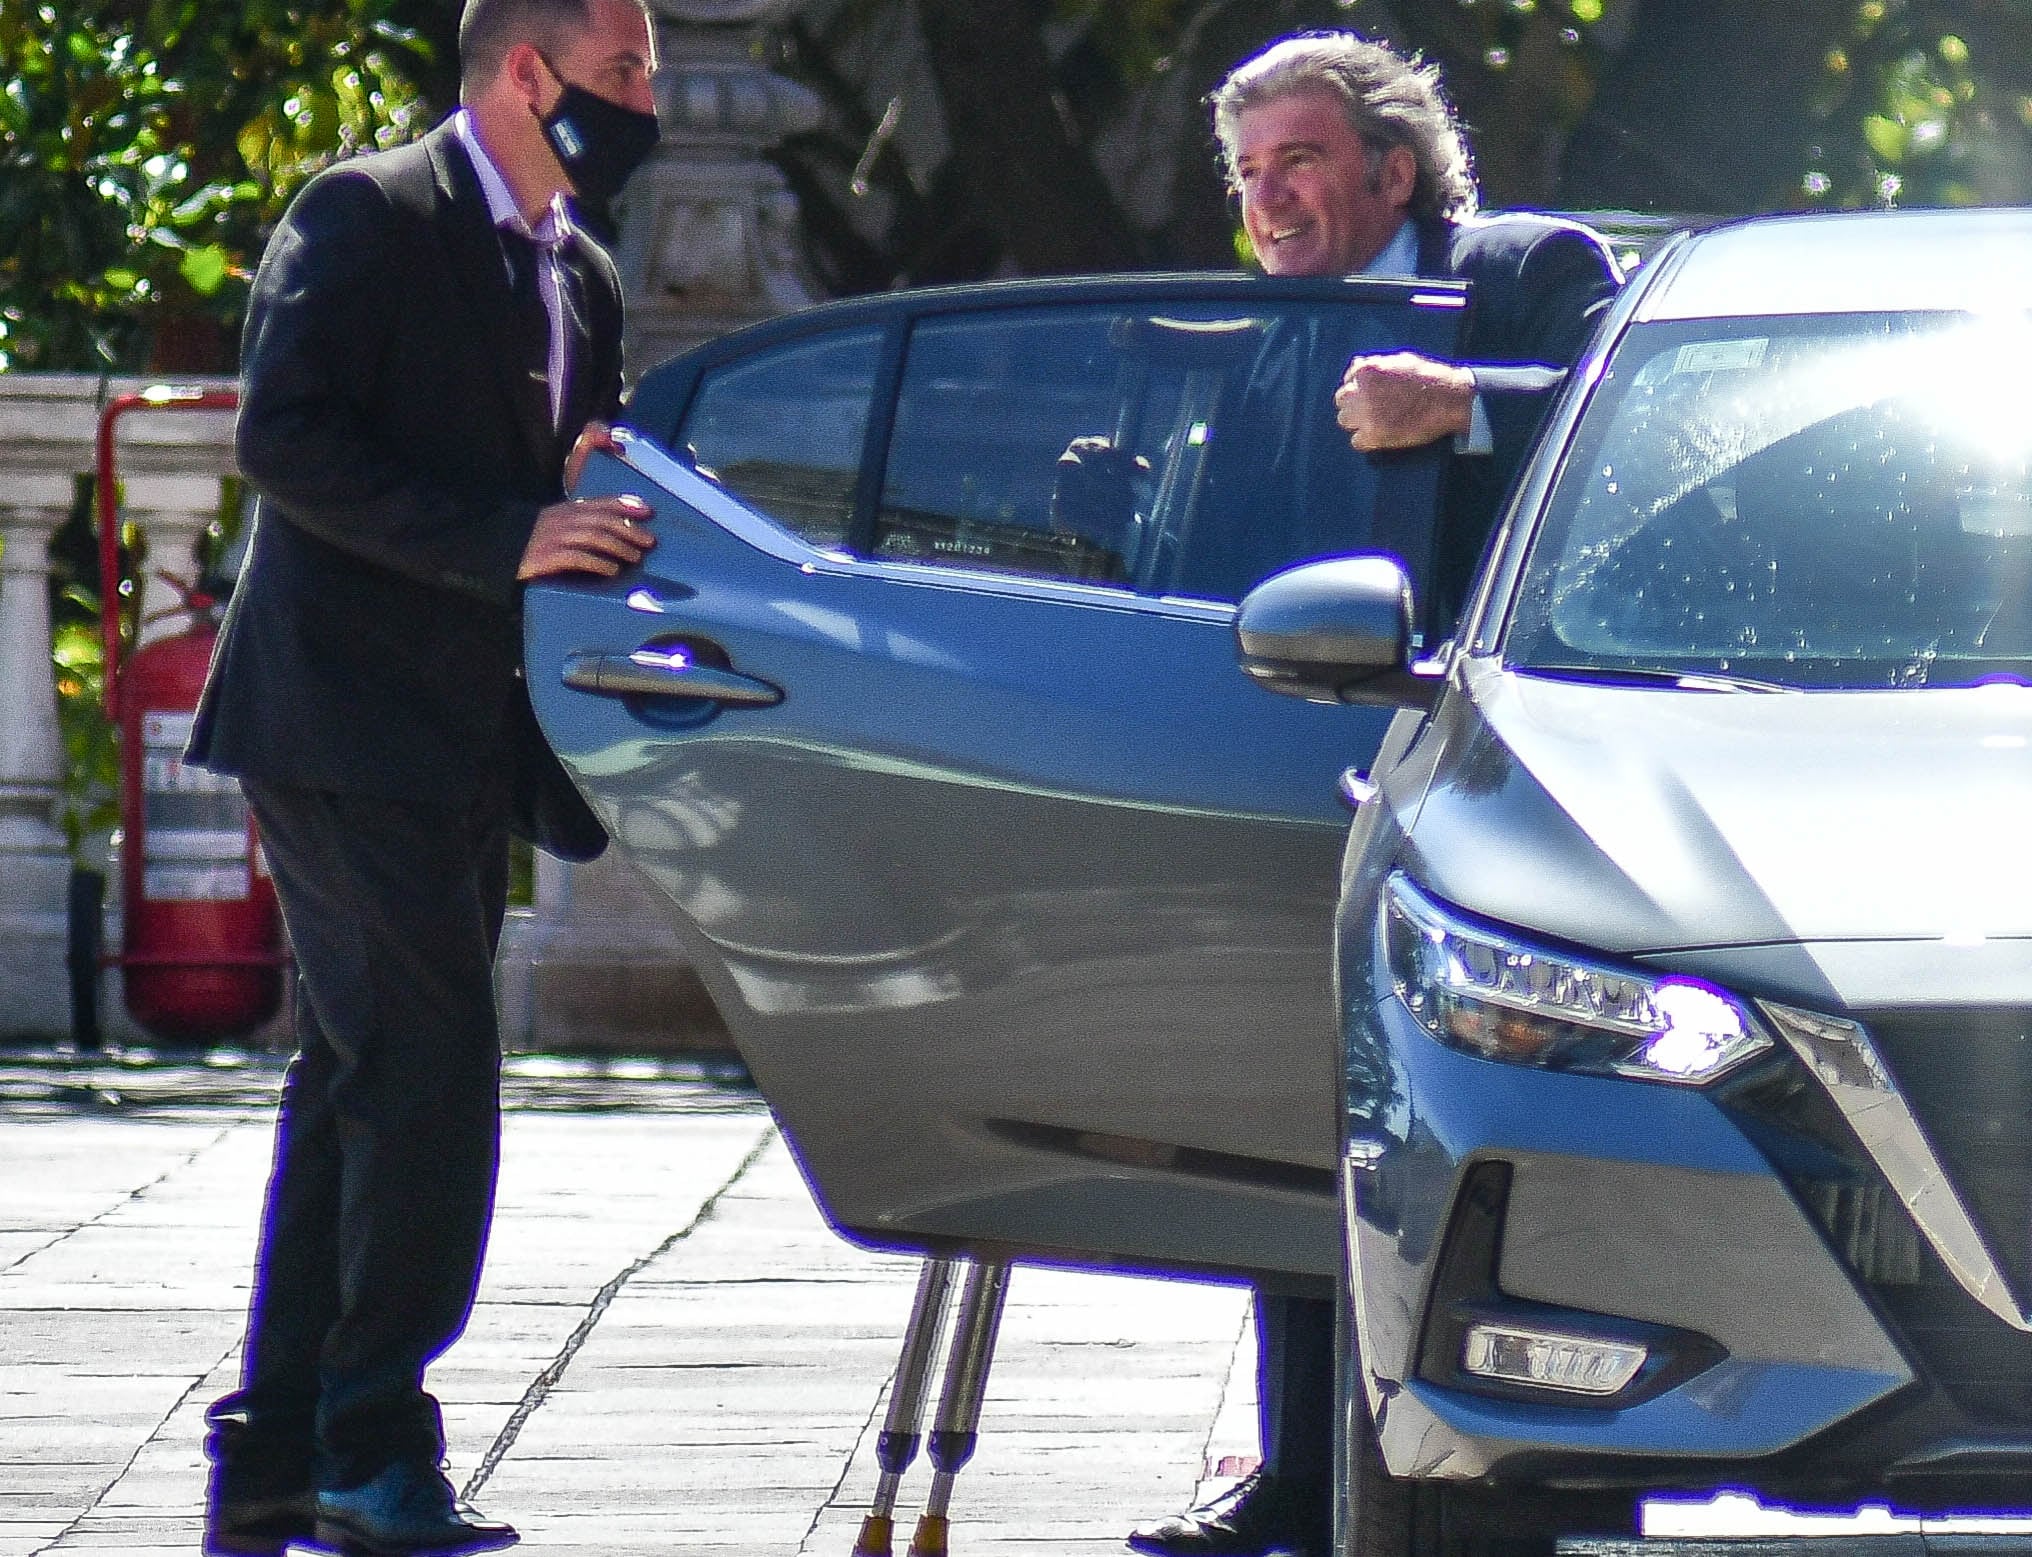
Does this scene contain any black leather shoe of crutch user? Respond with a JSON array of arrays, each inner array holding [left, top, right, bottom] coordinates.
[[315, 1459, 518, 1556]]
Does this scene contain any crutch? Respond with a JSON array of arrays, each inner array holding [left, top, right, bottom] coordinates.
[[854, 1257, 964, 1557], [906, 1259, 1012, 1557]]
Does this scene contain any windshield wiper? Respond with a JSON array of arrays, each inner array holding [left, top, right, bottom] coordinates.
[[1519, 663, 1797, 694]]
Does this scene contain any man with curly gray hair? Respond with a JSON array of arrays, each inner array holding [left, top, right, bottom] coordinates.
[[1210, 30, 1478, 231], [1128, 31, 1622, 1557], [1202, 29, 1620, 627]]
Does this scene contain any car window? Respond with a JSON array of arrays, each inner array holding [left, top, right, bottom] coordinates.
[[873, 302, 1444, 602], [1505, 311, 2032, 690], [677, 327, 883, 549]]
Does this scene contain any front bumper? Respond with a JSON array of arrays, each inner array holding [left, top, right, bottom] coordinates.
[[1345, 995, 1914, 1486], [1349, 970, 2032, 1510]]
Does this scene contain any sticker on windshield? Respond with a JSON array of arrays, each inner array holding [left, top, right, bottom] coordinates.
[[1673, 338, 1767, 375]]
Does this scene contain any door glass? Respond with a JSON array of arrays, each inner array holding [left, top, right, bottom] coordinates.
[[677, 327, 883, 548], [874, 301, 1442, 600]]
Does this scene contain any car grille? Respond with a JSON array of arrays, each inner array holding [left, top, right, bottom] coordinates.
[[1862, 1007, 2032, 1427], [1863, 1009, 2032, 1301], [1722, 1017, 2032, 1429], [1871, 1276, 2032, 1427]]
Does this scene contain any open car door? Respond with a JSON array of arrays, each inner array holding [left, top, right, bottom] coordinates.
[[525, 275, 1464, 1287]]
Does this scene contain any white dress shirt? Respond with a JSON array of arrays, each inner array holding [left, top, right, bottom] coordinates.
[[452, 109, 570, 429]]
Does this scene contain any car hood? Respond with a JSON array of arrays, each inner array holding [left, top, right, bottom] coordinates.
[[1401, 666, 2032, 953]]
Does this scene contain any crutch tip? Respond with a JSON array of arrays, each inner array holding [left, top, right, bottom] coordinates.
[[905, 1512, 949, 1557], [851, 1513, 894, 1557]]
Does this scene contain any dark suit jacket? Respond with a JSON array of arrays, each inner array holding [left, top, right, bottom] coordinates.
[[1182, 213, 1618, 618], [1416, 212, 1622, 626], [190, 120, 622, 856]]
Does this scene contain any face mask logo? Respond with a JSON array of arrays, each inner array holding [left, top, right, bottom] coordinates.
[[535, 51, 659, 228]]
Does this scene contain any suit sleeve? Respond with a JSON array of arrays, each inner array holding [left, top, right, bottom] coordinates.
[[1467, 224, 1622, 478], [235, 170, 537, 607]]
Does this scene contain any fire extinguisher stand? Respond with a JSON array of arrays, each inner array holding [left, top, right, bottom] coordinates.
[[97, 385, 288, 1044]]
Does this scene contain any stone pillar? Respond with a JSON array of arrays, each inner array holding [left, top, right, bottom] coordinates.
[[614, 0, 823, 372], [0, 478, 83, 1040], [123, 474, 223, 644]]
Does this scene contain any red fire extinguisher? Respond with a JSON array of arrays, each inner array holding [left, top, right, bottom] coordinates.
[[97, 386, 285, 1041]]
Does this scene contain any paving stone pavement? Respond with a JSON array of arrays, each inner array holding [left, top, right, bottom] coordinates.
[[12, 1049, 2029, 1557], [0, 1048, 1259, 1557]]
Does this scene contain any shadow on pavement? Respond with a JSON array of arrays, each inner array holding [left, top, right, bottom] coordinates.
[[0, 1041, 761, 1118]]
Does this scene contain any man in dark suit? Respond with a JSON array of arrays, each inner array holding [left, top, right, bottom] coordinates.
[[190, 1, 660, 1551], [1128, 32, 1621, 1557]]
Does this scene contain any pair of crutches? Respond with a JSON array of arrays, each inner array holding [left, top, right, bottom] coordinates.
[[853, 1256, 1012, 1557]]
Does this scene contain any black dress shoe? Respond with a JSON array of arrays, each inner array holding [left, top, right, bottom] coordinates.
[[1126, 1469, 1329, 1557], [204, 1487, 319, 1557], [315, 1460, 518, 1556]]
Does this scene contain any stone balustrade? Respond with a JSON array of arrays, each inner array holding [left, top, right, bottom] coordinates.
[[0, 375, 237, 1043]]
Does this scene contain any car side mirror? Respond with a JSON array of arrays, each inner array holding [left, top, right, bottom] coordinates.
[[1234, 555, 1440, 710]]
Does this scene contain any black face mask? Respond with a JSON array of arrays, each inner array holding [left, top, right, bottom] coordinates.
[[536, 54, 660, 224]]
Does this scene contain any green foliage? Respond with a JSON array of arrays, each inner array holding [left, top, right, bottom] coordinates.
[[51, 616, 119, 856], [1050, 0, 1195, 81], [41, 475, 118, 858], [0, 0, 455, 372], [1805, 0, 2032, 207]]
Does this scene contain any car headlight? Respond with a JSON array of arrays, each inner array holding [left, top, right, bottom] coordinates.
[[1381, 872, 1771, 1084]]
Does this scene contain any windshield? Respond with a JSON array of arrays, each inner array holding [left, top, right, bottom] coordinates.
[[1504, 311, 2032, 689]]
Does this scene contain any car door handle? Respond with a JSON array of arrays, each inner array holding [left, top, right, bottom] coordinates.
[[561, 650, 783, 707], [1338, 767, 1377, 812]]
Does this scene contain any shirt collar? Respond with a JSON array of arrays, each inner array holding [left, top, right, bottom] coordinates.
[[451, 108, 566, 246], [1359, 219, 1421, 279]]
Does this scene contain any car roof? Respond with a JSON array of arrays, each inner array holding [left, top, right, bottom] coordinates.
[[1633, 206, 2032, 322]]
